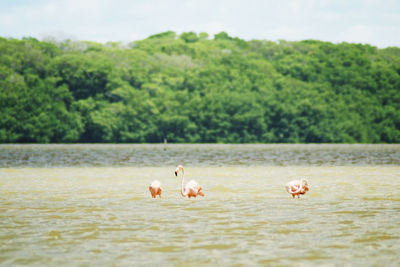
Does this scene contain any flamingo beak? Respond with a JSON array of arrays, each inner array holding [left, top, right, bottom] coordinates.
[[175, 171, 178, 176]]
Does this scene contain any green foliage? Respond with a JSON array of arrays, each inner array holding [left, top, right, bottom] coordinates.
[[180, 32, 199, 43], [0, 34, 399, 143]]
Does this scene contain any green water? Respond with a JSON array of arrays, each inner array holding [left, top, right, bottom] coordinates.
[[1, 145, 399, 266]]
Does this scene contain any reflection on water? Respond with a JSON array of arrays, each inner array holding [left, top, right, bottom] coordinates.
[[1, 144, 400, 167], [0, 145, 400, 266]]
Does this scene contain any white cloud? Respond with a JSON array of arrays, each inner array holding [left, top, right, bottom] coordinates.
[[342, 24, 374, 44], [0, 14, 17, 26]]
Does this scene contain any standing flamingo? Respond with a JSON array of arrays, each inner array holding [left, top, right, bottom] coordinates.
[[149, 180, 162, 198], [286, 179, 309, 198], [174, 165, 204, 198]]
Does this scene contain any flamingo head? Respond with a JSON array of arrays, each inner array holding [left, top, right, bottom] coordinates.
[[175, 165, 183, 176], [301, 179, 309, 192]]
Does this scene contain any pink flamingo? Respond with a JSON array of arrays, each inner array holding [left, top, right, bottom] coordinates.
[[286, 179, 309, 198], [149, 180, 162, 198], [175, 165, 204, 198]]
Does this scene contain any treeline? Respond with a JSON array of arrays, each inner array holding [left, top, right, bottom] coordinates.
[[1, 32, 399, 143]]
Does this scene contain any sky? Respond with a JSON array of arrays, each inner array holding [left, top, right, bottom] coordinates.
[[0, 0, 399, 48]]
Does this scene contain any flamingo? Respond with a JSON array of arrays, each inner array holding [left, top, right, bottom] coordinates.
[[286, 179, 309, 198], [174, 165, 204, 198], [149, 180, 162, 198]]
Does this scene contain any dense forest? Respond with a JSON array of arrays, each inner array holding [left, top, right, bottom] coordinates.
[[1, 31, 399, 143]]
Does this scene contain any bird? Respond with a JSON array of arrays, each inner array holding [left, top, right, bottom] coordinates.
[[286, 178, 309, 198], [174, 165, 204, 198], [149, 180, 162, 198]]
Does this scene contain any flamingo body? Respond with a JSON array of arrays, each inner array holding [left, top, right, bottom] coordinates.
[[149, 180, 162, 198], [286, 179, 309, 198], [183, 180, 204, 198], [175, 165, 204, 198]]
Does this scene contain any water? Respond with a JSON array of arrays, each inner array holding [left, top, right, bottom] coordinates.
[[1, 144, 399, 167], [1, 144, 399, 266]]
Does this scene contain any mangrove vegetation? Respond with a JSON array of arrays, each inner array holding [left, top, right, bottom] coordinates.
[[1, 32, 399, 143]]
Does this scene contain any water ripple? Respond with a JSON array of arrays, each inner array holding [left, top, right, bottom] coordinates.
[[1, 149, 400, 266], [1, 144, 399, 167]]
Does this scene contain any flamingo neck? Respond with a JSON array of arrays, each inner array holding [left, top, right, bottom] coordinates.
[[180, 169, 186, 197]]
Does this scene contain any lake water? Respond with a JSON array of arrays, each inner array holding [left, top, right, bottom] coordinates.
[[1, 144, 399, 266]]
